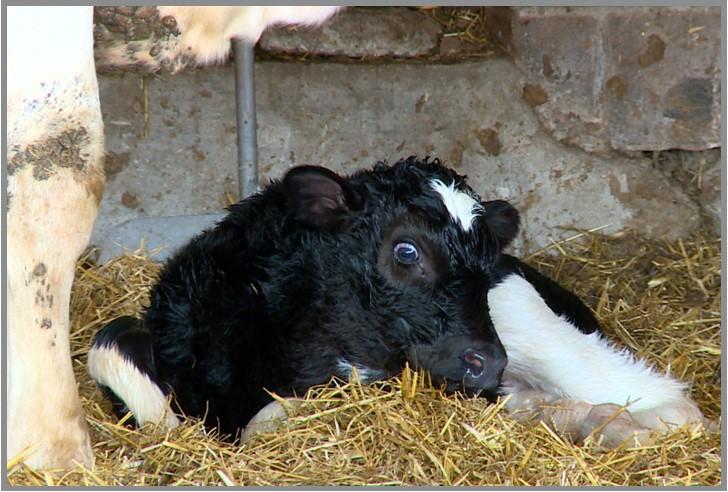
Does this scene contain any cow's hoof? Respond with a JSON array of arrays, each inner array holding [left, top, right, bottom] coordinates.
[[580, 403, 652, 448], [241, 398, 301, 442], [11, 426, 93, 470]]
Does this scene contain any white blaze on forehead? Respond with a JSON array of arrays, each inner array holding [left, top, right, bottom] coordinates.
[[429, 179, 483, 232]]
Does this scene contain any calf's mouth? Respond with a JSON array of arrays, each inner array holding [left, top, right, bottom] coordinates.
[[406, 334, 507, 399]]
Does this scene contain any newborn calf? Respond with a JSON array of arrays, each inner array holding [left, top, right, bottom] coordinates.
[[89, 157, 516, 438], [89, 157, 709, 446]]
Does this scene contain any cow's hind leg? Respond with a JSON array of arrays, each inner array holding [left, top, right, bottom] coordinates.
[[7, 7, 104, 468], [7, 136, 104, 468]]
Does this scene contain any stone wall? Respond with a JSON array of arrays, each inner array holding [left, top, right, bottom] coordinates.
[[92, 6, 721, 253], [501, 7, 720, 154]]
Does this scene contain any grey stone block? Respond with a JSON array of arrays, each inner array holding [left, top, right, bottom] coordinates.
[[95, 59, 703, 255], [700, 164, 721, 232], [654, 148, 722, 233], [96, 213, 226, 263], [509, 6, 720, 153], [259, 7, 442, 58], [460, 134, 701, 253]]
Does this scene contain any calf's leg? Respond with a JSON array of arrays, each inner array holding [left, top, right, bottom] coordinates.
[[503, 386, 653, 447], [241, 398, 302, 442], [488, 273, 708, 445]]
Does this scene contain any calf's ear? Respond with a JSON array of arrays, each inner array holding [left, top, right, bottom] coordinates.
[[482, 199, 520, 249], [283, 165, 358, 231]]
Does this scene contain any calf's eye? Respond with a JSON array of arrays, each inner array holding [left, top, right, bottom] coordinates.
[[393, 242, 419, 265]]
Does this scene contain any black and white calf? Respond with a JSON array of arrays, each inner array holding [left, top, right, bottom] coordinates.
[[88, 158, 515, 438], [88, 158, 708, 445]]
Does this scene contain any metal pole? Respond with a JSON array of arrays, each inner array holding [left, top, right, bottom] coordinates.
[[233, 38, 258, 199]]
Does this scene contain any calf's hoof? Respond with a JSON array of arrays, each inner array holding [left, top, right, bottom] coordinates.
[[241, 398, 301, 442], [632, 397, 710, 432], [580, 403, 653, 449]]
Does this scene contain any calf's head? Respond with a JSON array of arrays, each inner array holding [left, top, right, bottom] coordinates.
[[280, 157, 519, 395]]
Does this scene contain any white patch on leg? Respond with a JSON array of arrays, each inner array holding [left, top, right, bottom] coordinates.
[[87, 344, 180, 429], [430, 179, 483, 232], [490, 273, 689, 413], [8, 6, 101, 148]]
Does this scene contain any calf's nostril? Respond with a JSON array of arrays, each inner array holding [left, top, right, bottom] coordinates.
[[462, 349, 485, 374]]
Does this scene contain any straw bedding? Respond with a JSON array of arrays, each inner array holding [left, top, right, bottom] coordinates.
[[6, 229, 721, 486]]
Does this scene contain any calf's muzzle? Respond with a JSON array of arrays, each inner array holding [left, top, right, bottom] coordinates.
[[407, 334, 507, 398]]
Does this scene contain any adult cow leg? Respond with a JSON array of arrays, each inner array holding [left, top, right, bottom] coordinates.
[[7, 167, 102, 468], [7, 6, 102, 469]]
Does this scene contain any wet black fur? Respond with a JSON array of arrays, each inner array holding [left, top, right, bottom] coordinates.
[[93, 157, 523, 438], [92, 157, 605, 440]]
